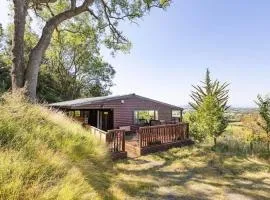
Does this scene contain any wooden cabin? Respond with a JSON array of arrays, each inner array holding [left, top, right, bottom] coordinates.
[[49, 93, 183, 131]]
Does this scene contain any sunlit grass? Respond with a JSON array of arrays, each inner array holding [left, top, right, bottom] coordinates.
[[111, 145, 270, 200]]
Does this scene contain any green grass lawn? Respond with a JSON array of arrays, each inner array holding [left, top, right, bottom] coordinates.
[[110, 145, 270, 200]]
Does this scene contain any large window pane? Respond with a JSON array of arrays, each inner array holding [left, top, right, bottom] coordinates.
[[134, 110, 158, 124]]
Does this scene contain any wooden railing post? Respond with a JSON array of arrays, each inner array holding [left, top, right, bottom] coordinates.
[[138, 128, 142, 148], [122, 130, 125, 152]]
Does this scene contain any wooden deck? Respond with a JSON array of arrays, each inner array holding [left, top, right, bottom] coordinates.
[[125, 123, 193, 158], [87, 123, 193, 159]]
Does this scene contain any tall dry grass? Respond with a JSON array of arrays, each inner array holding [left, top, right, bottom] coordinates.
[[0, 92, 113, 200]]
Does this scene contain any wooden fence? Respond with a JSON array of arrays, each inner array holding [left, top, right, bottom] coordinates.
[[106, 129, 127, 159], [85, 125, 127, 159], [106, 129, 125, 152], [138, 123, 193, 155]]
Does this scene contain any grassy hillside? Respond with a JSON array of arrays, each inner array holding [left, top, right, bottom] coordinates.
[[0, 93, 112, 200]]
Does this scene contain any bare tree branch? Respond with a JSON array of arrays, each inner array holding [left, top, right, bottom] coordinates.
[[46, 3, 55, 16], [87, 8, 99, 20], [100, 0, 128, 43]]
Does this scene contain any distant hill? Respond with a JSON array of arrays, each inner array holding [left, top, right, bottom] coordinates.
[[229, 107, 258, 113], [182, 105, 258, 114]]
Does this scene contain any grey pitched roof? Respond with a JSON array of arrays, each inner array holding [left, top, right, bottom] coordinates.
[[49, 93, 183, 109]]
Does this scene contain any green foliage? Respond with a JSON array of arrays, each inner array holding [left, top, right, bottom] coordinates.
[[0, 92, 112, 199], [255, 94, 270, 151], [189, 69, 229, 145], [184, 111, 206, 142], [197, 95, 228, 141], [8, 0, 170, 100], [0, 61, 10, 94], [32, 0, 170, 54], [189, 68, 229, 110], [2, 17, 116, 102], [38, 16, 116, 102], [0, 25, 11, 94], [256, 95, 270, 133], [241, 113, 262, 142]]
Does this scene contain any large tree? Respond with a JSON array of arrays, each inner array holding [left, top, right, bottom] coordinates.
[[2, 16, 115, 102], [37, 15, 115, 102], [11, 0, 170, 100]]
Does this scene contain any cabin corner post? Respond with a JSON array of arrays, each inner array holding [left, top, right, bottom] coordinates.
[[180, 109, 183, 122]]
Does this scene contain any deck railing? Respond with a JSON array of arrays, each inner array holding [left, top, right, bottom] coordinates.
[[84, 125, 107, 142], [90, 125, 107, 142], [85, 125, 127, 159], [138, 123, 189, 148], [106, 129, 125, 152]]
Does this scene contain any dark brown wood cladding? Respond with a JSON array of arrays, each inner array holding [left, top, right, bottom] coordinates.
[[75, 95, 181, 129]]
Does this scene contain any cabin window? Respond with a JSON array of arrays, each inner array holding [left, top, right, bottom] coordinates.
[[172, 110, 182, 122], [68, 110, 74, 117], [134, 110, 158, 124], [68, 110, 81, 117], [74, 110, 81, 117], [172, 110, 181, 118]]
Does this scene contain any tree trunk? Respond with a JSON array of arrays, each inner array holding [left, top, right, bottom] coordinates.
[[24, 0, 94, 100], [11, 0, 27, 90], [24, 23, 55, 100]]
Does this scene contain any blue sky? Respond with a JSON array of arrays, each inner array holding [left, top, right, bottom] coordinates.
[[1, 1, 270, 107]]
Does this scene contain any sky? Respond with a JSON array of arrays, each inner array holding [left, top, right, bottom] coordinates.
[[1, 1, 270, 107]]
